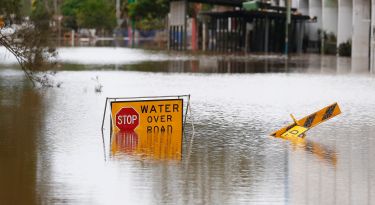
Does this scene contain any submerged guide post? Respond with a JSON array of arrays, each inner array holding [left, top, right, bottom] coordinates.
[[271, 102, 342, 138]]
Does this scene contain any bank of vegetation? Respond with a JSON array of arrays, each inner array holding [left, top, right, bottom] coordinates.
[[0, 0, 170, 86]]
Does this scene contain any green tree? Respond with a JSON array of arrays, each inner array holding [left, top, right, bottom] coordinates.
[[1, 0, 57, 87], [60, 0, 82, 30], [31, 0, 52, 29], [0, 0, 21, 22], [127, 0, 169, 30], [61, 0, 116, 31]]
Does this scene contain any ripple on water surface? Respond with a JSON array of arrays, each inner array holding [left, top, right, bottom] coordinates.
[[0, 49, 375, 204]]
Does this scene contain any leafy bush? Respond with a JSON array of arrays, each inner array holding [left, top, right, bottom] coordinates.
[[61, 0, 116, 31], [338, 40, 351, 57], [317, 29, 338, 54], [127, 0, 169, 30], [0, 0, 57, 87]]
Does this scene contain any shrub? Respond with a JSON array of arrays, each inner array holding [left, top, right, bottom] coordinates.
[[338, 40, 351, 57]]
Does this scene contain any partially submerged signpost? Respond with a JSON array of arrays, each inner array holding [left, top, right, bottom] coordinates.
[[102, 95, 191, 160], [271, 102, 342, 139]]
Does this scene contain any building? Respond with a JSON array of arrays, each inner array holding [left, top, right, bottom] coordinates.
[[168, 0, 375, 73]]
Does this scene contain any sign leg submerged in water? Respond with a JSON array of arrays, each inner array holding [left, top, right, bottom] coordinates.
[[271, 102, 342, 138]]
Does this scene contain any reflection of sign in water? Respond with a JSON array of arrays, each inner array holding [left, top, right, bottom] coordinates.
[[272, 102, 342, 138], [280, 135, 338, 167], [111, 99, 183, 160], [111, 131, 139, 154]]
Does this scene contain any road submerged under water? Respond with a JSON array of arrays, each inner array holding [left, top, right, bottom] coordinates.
[[0, 47, 375, 204]]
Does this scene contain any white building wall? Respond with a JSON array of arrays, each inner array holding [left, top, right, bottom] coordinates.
[[322, 0, 338, 36], [337, 0, 353, 46], [298, 0, 309, 15], [292, 0, 299, 8], [352, 0, 370, 72], [370, 0, 375, 73], [280, 0, 286, 7], [309, 0, 323, 41]]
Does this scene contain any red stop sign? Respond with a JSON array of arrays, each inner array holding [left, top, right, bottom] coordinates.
[[115, 107, 139, 131]]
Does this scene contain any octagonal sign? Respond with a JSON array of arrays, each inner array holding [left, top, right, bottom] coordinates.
[[115, 107, 139, 131]]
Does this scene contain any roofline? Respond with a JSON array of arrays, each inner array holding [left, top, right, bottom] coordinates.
[[199, 10, 311, 20], [170, 0, 244, 7]]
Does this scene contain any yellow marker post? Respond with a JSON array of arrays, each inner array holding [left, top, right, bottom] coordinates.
[[271, 102, 342, 138], [290, 114, 299, 125]]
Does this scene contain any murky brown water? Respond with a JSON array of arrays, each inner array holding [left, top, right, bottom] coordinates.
[[1, 47, 375, 204]]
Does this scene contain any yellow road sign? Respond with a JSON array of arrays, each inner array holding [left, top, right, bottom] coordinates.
[[281, 125, 308, 138], [272, 102, 341, 137], [111, 99, 183, 159]]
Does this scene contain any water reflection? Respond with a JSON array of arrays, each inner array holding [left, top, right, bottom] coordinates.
[[0, 47, 365, 74], [55, 53, 357, 74], [278, 135, 337, 167], [0, 71, 41, 205], [1, 47, 375, 204], [286, 127, 375, 205], [110, 130, 182, 160]]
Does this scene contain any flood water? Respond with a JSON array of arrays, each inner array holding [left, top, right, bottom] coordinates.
[[1, 47, 375, 204]]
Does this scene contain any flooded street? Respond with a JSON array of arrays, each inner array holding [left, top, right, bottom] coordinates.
[[1, 47, 375, 204]]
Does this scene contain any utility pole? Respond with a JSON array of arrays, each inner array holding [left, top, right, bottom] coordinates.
[[184, 0, 187, 50], [54, 0, 62, 47], [128, 0, 136, 47], [284, 0, 291, 56], [115, 0, 124, 41], [116, 0, 121, 21]]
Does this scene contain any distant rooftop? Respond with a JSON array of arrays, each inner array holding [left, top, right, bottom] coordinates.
[[172, 1, 300, 13], [200, 10, 310, 20], [171, 0, 246, 6]]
